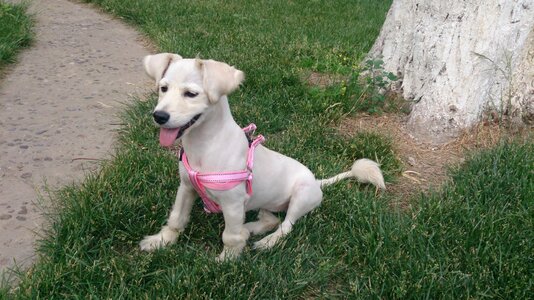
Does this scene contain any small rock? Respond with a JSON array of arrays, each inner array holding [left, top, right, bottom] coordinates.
[[18, 206, 27, 215], [0, 214, 12, 220], [408, 157, 417, 166], [20, 172, 32, 179]]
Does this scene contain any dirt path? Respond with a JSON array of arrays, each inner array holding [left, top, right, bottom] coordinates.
[[0, 0, 150, 278]]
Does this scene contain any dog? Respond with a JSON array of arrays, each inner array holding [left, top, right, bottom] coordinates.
[[139, 53, 386, 261]]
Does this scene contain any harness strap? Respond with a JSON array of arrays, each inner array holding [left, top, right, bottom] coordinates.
[[181, 152, 221, 213], [245, 134, 264, 194], [179, 124, 264, 213]]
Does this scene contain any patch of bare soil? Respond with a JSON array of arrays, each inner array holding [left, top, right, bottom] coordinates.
[[336, 113, 532, 206], [303, 71, 347, 88]]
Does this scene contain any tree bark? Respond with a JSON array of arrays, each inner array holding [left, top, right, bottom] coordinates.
[[368, 0, 534, 143]]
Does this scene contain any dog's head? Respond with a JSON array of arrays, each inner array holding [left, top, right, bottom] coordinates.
[[143, 53, 244, 147]]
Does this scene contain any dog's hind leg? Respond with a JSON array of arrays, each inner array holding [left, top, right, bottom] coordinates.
[[253, 180, 322, 250], [244, 209, 280, 236], [139, 184, 196, 251]]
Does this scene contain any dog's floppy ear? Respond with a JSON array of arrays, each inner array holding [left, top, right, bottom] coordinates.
[[143, 53, 182, 87], [201, 59, 244, 103]]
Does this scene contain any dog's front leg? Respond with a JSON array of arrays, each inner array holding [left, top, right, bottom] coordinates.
[[139, 184, 196, 252], [216, 199, 250, 262]]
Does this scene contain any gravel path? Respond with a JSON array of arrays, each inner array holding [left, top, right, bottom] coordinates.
[[0, 0, 150, 278]]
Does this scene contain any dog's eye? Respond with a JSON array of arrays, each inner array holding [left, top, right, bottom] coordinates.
[[184, 91, 198, 98], [160, 86, 168, 93]]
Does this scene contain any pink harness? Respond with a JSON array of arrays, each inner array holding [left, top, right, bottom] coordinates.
[[180, 124, 265, 213]]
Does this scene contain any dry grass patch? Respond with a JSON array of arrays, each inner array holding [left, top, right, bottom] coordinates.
[[302, 70, 347, 88], [337, 113, 533, 206]]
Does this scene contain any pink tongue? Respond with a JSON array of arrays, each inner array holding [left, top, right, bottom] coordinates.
[[159, 128, 181, 147]]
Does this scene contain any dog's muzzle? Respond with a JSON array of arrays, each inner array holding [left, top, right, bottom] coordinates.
[[158, 113, 202, 147]]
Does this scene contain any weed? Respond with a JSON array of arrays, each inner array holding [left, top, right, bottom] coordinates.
[[304, 57, 406, 116], [0, 1, 33, 73], [357, 58, 399, 113]]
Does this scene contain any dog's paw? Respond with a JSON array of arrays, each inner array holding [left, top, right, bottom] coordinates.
[[252, 233, 280, 250], [215, 246, 243, 263], [139, 234, 167, 252], [139, 226, 179, 252]]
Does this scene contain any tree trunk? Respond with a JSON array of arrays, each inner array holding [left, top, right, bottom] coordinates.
[[368, 0, 534, 143]]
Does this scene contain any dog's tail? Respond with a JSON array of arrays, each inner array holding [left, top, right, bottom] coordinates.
[[317, 158, 386, 190]]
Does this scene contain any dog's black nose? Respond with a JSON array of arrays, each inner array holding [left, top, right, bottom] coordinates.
[[153, 111, 170, 125]]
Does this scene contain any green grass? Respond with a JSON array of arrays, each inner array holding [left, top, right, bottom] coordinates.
[[3, 0, 533, 298], [0, 1, 33, 73], [82, 0, 393, 131]]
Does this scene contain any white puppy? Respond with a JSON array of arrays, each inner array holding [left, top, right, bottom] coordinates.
[[139, 53, 386, 261]]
